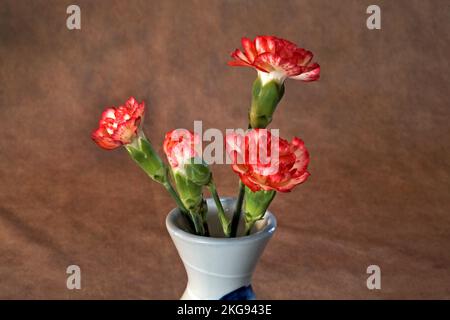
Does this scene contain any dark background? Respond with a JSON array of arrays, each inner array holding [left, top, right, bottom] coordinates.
[[1, 0, 449, 299]]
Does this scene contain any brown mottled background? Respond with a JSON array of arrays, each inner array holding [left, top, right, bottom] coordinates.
[[0, 0, 449, 299]]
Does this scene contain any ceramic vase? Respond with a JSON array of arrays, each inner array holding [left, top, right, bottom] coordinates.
[[166, 197, 276, 300]]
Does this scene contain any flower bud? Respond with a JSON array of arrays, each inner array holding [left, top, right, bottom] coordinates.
[[244, 187, 276, 235], [249, 77, 284, 129], [228, 35, 320, 129], [183, 158, 212, 186], [163, 130, 207, 226], [172, 170, 204, 212], [125, 134, 167, 184]]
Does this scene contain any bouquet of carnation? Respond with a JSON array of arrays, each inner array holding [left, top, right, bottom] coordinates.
[[91, 36, 319, 300]]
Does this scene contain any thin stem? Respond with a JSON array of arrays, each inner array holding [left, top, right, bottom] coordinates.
[[230, 181, 245, 237], [124, 135, 199, 234], [230, 124, 252, 237], [245, 221, 254, 236], [163, 181, 188, 213], [188, 210, 205, 236], [208, 181, 231, 237], [163, 181, 197, 233]]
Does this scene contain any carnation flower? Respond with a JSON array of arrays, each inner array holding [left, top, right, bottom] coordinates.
[[91, 97, 144, 150], [226, 129, 310, 192], [229, 35, 320, 84]]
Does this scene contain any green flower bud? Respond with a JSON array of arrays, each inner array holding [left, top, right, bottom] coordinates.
[[126, 135, 167, 184], [244, 186, 276, 235], [172, 170, 204, 212], [249, 77, 285, 129], [183, 158, 212, 186]]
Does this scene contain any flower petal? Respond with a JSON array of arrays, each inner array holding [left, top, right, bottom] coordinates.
[[230, 49, 251, 64], [290, 63, 320, 81], [255, 36, 275, 54], [297, 49, 313, 66], [275, 171, 310, 192], [163, 129, 200, 169], [241, 37, 257, 62], [91, 127, 121, 150], [229, 35, 320, 84]]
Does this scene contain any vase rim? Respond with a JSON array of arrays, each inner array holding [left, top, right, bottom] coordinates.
[[166, 197, 277, 245]]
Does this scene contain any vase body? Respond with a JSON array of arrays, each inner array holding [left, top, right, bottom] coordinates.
[[166, 197, 276, 300]]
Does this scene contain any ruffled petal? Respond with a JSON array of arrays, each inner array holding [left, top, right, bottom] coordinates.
[[275, 171, 310, 192], [92, 97, 145, 150], [227, 59, 252, 68], [290, 63, 320, 82], [227, 129, 311, 192], [230, 49, 251, 64], [297, 49, 313, 66], [240, 173, 262, 192], [253, 52, 280, 73], [100, 108, 116, 120], [229, 35, 320, 85], [111, 119, 138, 144], [91, 127, 121, 150], [163, 129, 200, 169], [255, 36, 275, 54], [241, 37, 257, 62]]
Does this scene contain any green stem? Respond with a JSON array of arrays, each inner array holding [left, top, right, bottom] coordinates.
[[124, 135, 199, 234], [230, 181, 245, 237], [245, 221, 255, 236], [163, 181, 197, 233], [163, 181, 187, 213], [208, 181, 231, 237], [167, 168, 207, 236], [230, 123, 252, 238], [188, 210, 205, 236]]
